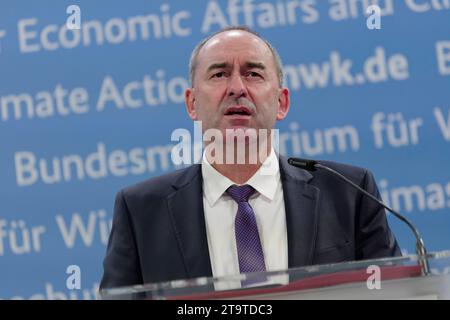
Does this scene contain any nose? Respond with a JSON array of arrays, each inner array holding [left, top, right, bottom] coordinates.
[[226, 72, 248, 99]]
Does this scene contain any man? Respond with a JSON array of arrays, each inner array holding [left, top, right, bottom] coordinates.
[[100, 26, 401, 290]]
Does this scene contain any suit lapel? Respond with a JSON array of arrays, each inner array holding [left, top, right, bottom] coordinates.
[[167, 165, 213, 279], [279, 156, 320, 268], [165, 156, 320, 279]]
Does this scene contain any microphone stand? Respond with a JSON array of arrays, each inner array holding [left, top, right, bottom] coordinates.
[[288, 158, 430, 275]]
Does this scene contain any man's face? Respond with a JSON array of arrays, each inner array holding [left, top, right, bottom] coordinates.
[[185, 30, 290, 138]]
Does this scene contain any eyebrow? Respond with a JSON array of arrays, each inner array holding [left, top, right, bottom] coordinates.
[[206, 61, 266, 73], [244, 62, 266, 70], [206, 62, 228, 73]]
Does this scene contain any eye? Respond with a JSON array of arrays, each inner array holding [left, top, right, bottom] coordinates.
[[247, 71, 262, 78], [212, 71, 227, 79]]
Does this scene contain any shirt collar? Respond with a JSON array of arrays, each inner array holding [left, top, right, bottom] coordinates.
[[201, 148, 280, 207]]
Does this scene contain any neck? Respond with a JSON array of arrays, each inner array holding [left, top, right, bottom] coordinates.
[[205, 142, 272, 184], [211, 162, 263, 184]]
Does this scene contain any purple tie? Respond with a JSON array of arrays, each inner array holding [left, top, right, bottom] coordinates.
[[226, 185, 266, 285]]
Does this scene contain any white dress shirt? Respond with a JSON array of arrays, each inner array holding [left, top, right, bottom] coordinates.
[[201, 149, 288, 289]]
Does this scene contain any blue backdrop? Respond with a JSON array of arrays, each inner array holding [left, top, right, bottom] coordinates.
[[0, 0, 449, 299]]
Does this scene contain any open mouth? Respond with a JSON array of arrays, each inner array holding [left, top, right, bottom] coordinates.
[[224, 106, 253, 116]]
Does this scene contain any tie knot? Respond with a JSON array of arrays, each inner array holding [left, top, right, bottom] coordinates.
[[226, 184, 255, 203]]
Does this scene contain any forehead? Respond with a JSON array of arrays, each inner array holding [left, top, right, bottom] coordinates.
[[196, 30, 275, 69]]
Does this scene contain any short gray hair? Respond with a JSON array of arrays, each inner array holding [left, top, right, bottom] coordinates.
[[188, 26, 284, 87]]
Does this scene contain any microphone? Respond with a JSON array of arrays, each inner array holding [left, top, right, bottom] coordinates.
[[287, 157, 430, 275]]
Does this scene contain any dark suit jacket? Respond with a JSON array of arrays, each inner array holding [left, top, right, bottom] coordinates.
[[100, 156, 401, 289]]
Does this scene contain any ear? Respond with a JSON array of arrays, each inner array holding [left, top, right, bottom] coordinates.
[[276, 87, 290, 121], [185, 88, 198, 120]]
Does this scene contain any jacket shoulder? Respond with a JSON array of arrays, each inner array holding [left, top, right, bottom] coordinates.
[[120, 164, 201, 201], [313, 160, 374, 187], [318, 160, 369, 175]]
